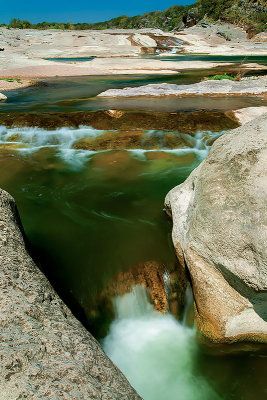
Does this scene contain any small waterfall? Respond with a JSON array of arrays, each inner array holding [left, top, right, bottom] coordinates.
[[0, 125, 103, 169], [0, 125, 104, 150], [0, 125, 226, 170], [182, 284, 194, 326], [103, 285, 221, 400]]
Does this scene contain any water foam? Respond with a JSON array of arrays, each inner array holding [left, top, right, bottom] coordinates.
[[0, 125, 103, 168], [103, 285, 221, 400], [0, 125, 226, 169]]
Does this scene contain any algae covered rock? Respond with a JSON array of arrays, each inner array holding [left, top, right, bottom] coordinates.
[[0, 189, 141, 399], [165, 113, 267, 345]]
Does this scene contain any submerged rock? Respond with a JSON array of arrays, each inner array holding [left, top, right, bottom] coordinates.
[[0, 189, 141, 399], [0, 110, 238, 133], [165, 114, 267, 346], [72, 130, 193, 151]]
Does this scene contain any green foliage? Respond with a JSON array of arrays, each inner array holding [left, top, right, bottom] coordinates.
[[207, 74, 235, 81], [6, 1, 267, 32], [9, 18, 31, 29], [0, 78, 22, 83], [196, 0, 267, 31]]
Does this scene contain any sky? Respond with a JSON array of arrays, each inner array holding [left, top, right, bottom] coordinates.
[[0, 0, 195, 24]]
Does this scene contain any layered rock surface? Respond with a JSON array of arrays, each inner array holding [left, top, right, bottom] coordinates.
[[165, 113, 267, 344], [0, 189, 141, 399], [98, 78, 267, 97], [0, 110, 238, 132]]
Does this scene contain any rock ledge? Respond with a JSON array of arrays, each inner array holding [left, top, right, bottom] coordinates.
[[0, 189, 141, 399]]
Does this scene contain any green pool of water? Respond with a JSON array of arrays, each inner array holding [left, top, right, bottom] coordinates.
[[1, 70, 266, 113], [45, 57, 95, 62], [142, 54, 267, 65], [44, 54, 267, 65]]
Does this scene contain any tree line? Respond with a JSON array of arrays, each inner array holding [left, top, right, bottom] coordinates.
[[0, 1, 266, 33]]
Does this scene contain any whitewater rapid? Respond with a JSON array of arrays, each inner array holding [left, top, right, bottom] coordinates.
[[103, 285, 221, 400], [0, 125, 225, 170]]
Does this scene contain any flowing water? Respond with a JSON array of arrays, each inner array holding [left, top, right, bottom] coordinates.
[[0, 72, 266, 399], [103, 285, 221, 400], [1, 71, 266, 113]]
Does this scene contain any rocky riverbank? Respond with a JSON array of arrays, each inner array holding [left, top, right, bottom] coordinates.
[[227, 105, 267, 124], [0, 24, 266, 78], [0, 188, 141, 399], [165, 113, 267, 346]]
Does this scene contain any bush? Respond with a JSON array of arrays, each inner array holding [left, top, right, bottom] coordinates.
[[207, 74, 235, 81]]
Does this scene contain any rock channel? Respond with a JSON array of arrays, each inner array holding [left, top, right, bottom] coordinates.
[[0, 189, 142, 399]]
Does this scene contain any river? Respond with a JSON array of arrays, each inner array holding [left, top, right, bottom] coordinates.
[[0, 64, 266, 399]]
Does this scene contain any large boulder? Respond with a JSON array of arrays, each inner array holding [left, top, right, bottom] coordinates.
[[0, 189, 141, 399], [165, 113, 267, 345]]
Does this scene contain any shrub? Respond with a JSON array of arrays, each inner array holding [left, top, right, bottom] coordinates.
[[207, 74, 236, 81]]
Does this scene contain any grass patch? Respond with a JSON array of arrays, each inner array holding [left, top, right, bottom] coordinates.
[[0, 78, 23, 84], [207, 74, 235, 81]]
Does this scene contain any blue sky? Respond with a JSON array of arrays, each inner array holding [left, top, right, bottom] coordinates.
[[0, 1, 194, 24]]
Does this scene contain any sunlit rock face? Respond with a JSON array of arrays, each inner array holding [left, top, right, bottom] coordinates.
[[226, 106, 267, 125], [0, 189, 141, 399], [165, 113, 267, 345], [97, 79, 267, 98]]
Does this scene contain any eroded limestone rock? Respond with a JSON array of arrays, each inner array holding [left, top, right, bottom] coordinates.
[[0, 189, 142, 399], [98, 78, 267, 97], [0, 93, 7, 100], [165, 114, 267, 345], [227, 106, 267, 125]]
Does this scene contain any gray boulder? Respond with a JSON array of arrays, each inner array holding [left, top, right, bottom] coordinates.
[[0, 189, 141, 399], [165, 114, 267, 344]]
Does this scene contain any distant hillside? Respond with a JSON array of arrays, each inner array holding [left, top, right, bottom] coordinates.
[[196, 0, 266, 33], [4, 0, 267, 34]]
